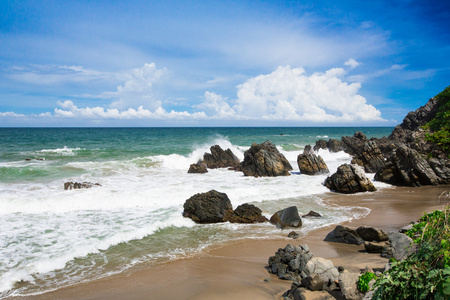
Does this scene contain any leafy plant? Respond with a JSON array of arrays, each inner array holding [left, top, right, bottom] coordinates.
[[424, 86, 450, 154], [358, 271, 377, 292], [372, 205, 450, 299]]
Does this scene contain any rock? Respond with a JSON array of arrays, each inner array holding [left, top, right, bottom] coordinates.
[[341, 131, 368, 156], [388, 232, 416, 261], [356, 226, 389, 242], [351, 140, 386, 173], [297, 153, 329, 175], [303, 145, 314, 155], [302, 257, 339, 291], [187, 160, 208, 173], [327, 139, 348, 153], [324, 225, 364, 245], [324, 164, 376, 194], [302, 211, 322, 218], [270, 206, 302, 229], [182, 190, 233, 223], [228, 203, 268, 223], [203, 145, 240, 169], [268, 244, 313, 281], [364, 241, 389, 254], [314, 140, 328, 152], [288, 231, 300, 239], [64, 182, 101, 190], [374, 145, 441, 186], [241, 140, 293, 177], [399, 223, 414, 233], [338, 270, 365, 300]]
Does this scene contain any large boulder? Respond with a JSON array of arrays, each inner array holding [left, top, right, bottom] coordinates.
[[203, 145, 240, 169], [374, 144, 441, 186], [338, 270, 365, 300], [182, 190, 233, 223], [297, 153, 329, 175], [324, 164, 376, 194], [241, 140, 293, 177], [388, 232, 416, 261], [324, 225, 364, 245], [356, 226, 389, 242], [228, 203, 268, 223], [302, 257, 339, 291], [270, 206, 302, 229], [64, 182, 101, 190]]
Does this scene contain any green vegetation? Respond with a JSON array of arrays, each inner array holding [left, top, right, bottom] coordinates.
[[372, 205, 450, 299], [358, 271, 377, 293], [424, 86, 450, 153]]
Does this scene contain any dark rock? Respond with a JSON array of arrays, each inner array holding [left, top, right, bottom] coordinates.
[[241, 140, 293, 177], [288, 231, 300, 239], [374, 144, 441, 186], [356, 226, 388, 242], [270, 206, 302, 229], [302, 211, 322, 218], [351, 140, 386, 173], [267, 244, 313, 281], [297, 153, 329, 175], [327, 139, 347, 153], [314, 140, 328, 152], [228, 203, 268, 223], [324, 164, 376, 194], [341, 131, 368, 156], [64, 182, 101, 190], [182, 190, 233, 223], [188, 160, 208, 174], [203, 145, 240, 169], [364, 241, 389, 253], [324, 225, 364, 245]]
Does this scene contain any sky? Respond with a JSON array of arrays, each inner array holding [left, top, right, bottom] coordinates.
[[0, 0, 449, 127]]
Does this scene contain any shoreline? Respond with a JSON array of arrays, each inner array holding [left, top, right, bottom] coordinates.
[[12, 184, 450, 300]]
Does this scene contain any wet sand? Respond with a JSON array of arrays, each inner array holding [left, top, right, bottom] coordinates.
[[15, 185, 450, 300]]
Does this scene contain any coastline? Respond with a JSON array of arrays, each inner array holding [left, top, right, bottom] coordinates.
[[12, 184, 450, 300]]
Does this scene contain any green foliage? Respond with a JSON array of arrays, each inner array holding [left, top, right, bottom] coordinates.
[[424, 86, 450, 153], [358, 271, 377, 292], [373, 205, 450, 299]]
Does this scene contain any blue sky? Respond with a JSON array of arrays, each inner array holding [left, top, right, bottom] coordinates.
[[0, 0, 449, 127]]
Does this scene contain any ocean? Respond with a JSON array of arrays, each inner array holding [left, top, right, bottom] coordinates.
[[0, 127, 393, 298]]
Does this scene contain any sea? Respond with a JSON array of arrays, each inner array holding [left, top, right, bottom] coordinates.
[[0, 127, 394, 298]]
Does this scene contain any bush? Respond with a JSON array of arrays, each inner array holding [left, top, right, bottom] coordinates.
[[424, 86, 450, 154], [372, 205, 450, 299]]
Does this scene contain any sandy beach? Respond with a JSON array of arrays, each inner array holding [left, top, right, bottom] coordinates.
[[13, 184, 450, 300]]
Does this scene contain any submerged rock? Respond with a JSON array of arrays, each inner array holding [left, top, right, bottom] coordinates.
[[302, 211, 322, 218], [324, 164, 376, 194], [241, 140, 293, 177], [228, 203, 267, 223], [64, 182, 101, 190], [182, 190, 233, 223]]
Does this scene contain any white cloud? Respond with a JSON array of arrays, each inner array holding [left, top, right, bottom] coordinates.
[[344, 59, 361, 69], [198, 65, 385, 123], [0, 111, 25, 118], [193, 92, 236, 119]]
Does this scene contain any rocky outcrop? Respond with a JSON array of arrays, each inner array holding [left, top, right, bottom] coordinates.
[[324, 225, 364, 245], [64, 182, 101, 190], [182, 190, 233, 223], [268, 244, 313, 281], [203, 145, 240, 169], [313, 140, 328, 152], [324, 164, 376, 194], [351, 141, 386, 173], [228, 203, 267, 223], [188, 160, 208, 173], [375, 145, 441, 186], [241, 140, 293, 177], [297, 153, 329, 175], [355, 226, 388, 242], [328, 139, 348, 153], [270, 206, 302, 229]]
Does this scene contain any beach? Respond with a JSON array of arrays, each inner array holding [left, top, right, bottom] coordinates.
[[15, 184, 449, 300]]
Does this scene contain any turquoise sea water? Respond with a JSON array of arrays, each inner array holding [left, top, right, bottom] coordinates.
[[0, 127, 393, 297]]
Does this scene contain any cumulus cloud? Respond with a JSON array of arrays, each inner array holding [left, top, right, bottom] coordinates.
[[199, 65, 385, 123], [0, 111, 25, 118], [194, 92, 236, 119]]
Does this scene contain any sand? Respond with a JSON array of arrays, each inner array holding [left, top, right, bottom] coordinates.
[[13, 185, 450, 300]]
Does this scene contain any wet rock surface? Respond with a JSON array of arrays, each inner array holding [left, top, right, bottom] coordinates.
[[182, 190, 233, 223], [324, 164, 376, 194]]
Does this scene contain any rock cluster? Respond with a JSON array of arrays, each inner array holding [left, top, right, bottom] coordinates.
[[241, 140, 293, 177], [182, 190, 267, 224], [64, 182, 101, 190], [324, 164, 376, 194], [297, 153, 329, 175]]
